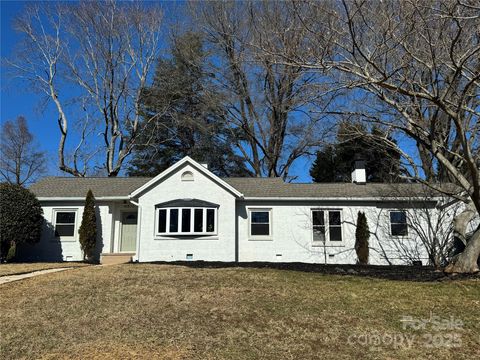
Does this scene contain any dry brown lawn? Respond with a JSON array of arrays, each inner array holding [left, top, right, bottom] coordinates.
[[0, 262, 89, 277], [0, 264, 478, 359]]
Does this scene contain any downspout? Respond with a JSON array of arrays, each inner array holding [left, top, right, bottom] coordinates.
[[129, 198, 141, 262], [235, 195, 244, 263]]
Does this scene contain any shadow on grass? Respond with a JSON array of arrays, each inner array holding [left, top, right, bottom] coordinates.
[[138, 261, 479, 282]]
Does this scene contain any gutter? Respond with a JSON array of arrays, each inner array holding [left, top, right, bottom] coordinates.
[[38, 196, 130, 201], [37, 195, 441, 202], [241, 196, 442, 202], [129, 199, 139, 207]]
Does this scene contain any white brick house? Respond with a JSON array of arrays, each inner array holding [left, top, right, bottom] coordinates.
[[23, 156, 448, 265]]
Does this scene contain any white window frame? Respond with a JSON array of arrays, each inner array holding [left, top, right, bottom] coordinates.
[[311, 209, 344, 246], [52, 208, 78, 242], [155, 207, 217, 236], [389, 210, 409, 237], [248, 208, 273, 240]]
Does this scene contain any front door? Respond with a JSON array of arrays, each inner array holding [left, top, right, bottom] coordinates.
[[120, 212, 137, 252]]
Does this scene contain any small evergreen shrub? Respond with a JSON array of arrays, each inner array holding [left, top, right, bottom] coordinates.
[[355, 211, 370, 265], [0, 183, 44, 262], [78, 189, 97, 262]]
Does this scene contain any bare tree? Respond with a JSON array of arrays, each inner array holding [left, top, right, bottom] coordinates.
[[253, 0, 479, 272], [0, 116, 46, 186], [377, 195, 464, 269], [193, 1, 336, 179], [6, 1, 164, 177]]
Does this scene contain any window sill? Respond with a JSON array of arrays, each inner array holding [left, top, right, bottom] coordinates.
[[248, 237, 273, 241], [154, 236, 219, 241], [156, 232, 217, 237], [51, 237, 77, 243], [312, 242, 345, 247]]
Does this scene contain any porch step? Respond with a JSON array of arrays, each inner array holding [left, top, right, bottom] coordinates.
[[101, 253, 134, 265]]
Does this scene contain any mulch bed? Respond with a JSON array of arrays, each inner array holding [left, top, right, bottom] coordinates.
[[144, 261, 480, 282]]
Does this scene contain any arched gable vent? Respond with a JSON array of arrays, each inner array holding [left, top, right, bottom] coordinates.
[[181, 171, 194, 181]]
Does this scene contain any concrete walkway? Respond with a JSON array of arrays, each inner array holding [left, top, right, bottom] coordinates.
[[0, 268, 71, 285]]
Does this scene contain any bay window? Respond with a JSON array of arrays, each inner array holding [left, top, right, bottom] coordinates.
[[156, 205, 217, 236]]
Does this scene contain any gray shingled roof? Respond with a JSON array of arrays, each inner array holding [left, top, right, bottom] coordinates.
[[30, 176, 441, 200], [30, 177, 152, 198], [225, 178, 440, 198]]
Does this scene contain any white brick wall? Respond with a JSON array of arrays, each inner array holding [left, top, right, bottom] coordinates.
[[19, 201, 114, 261], [25, 161, 450, 266], [237, 200, 437, 265], [136, 163, 237, 262]]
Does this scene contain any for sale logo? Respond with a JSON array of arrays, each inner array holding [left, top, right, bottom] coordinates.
[[347, 313, 464, 349]]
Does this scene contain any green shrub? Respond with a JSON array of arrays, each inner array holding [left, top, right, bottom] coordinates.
[[6, 242, 16, 262], [355, 211, 370, 265], [0, 183, 44, 262], [79, 189, 97, 262]]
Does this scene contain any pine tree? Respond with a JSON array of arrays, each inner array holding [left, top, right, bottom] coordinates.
[[310, 122, 402, 183], [128, 32, 248, 177], [355, 211, 370, 265], [79, 189, 97, 262], [309, 145, 337, 182]]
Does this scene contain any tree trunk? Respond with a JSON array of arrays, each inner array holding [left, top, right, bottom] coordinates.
[[445, 227, 480, 273], [452, 204, 477, 246]]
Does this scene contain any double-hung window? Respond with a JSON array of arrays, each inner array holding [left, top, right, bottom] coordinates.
[[249, 209, 272, 238], [54, 210, 77, 240], [311, 209, 343, 245], [390, 211, 408, 236], [156, 206, 217, 236]]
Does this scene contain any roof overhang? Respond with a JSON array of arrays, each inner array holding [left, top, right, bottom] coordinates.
[[38, 196, 130, 202], [241, 196, 441, 202]]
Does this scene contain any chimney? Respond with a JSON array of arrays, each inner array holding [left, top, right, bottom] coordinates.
[[200, 163, 209, 169], [351, 160, 366, 184]]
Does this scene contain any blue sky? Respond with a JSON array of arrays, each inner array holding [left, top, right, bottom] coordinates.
[[2, 1, 425, 184], [1, 1, 63, 174], [1, 0, 316, 181]]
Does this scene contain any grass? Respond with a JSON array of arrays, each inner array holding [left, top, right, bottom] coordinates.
[[0, 262, 89, 277], [0, 264, 478, 359]]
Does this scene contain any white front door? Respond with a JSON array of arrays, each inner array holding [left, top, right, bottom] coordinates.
[[120, 212, 137, 252]]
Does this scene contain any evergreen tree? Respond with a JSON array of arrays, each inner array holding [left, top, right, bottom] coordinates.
[[128, 32, 248, 177], [309, 145, 337, 182], [310, 122, 402, 183], [355, 211, 370, 265], [0, 183, 43, 262], [79, 189, 97, 262]]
